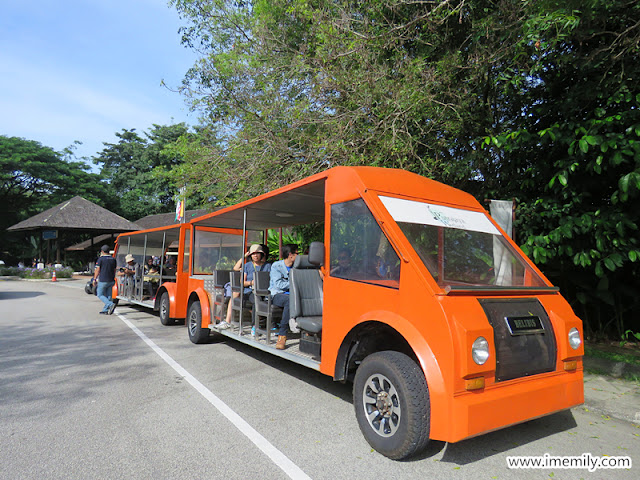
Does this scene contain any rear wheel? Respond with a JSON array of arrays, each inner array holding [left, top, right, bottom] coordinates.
[[187, 301, 209, 344], [353, 351, 430, 460], [159, 292, 173, 326]]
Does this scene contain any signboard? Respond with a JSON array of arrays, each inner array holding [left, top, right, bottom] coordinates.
[[379, 196, 500, 235], [42, 230, 58, 240]]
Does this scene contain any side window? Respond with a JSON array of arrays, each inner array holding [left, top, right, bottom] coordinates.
[[183, 229, 191, 273], [330, 199, 400, 288]]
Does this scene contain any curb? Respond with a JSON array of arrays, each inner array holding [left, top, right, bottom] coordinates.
[[0, 276, 76, 282], [582, 356, 640, 426], [582, 373, 640, 425], [584, 355, 640, 378]]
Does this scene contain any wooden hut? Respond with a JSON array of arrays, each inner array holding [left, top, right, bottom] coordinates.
[[7, 196, 142, 264]]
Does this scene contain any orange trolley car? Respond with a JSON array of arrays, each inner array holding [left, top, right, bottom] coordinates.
[[177, 166, 582, 459], [114, 223, 243, 324]]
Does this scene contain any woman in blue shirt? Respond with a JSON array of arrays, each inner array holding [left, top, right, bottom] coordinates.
[[219, 243, 271, 328]]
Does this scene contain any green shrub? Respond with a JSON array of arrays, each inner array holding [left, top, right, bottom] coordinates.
[[0, 266, 73, 279]]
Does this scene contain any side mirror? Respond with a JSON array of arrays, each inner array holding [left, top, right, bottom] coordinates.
[[308, 242, 324, 266]]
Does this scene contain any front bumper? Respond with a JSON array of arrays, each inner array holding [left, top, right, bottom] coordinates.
[[439, 370, 584, 443]]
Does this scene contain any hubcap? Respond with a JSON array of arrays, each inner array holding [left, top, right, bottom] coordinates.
[[362, 373, 401, 437]]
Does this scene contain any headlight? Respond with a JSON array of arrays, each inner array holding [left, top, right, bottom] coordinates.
[[472, 336, 490, 365], [568, 327, 581, 350]]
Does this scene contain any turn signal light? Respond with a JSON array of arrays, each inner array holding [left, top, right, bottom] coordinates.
[[465, 377, 485, 391], [563, 360, 578, 371]]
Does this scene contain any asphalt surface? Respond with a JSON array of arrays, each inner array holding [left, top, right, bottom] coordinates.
[[1, 277, 638, 479]]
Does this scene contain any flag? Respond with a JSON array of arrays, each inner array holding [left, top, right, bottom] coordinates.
[[175, 187, 186, 222]]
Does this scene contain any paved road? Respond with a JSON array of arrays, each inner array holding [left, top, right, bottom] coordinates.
[[1, 279, 638, 479]]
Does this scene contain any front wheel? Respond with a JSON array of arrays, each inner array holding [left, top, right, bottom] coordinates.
[[353, 351, 430, 460], [187, 301, 209, 344]]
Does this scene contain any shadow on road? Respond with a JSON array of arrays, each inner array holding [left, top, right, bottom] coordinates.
[[432, 410, 577, 464], [0, 291, 45, 300], [212, 336, 579, 464], [0, 319, 158, 423]]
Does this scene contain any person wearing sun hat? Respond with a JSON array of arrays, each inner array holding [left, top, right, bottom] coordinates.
[[117, 253, 138, 298], [218, 243, 271, 329], [122, 254, 136, 275]]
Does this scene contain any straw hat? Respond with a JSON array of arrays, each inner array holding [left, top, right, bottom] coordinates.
[[125, 254, 135, 263], [248, 244, 268, 256]]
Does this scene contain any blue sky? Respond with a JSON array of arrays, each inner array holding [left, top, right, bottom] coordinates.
[[0, 0, 198, 163]]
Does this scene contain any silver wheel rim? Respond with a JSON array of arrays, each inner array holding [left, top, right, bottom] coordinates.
[[361, 373, 401, 437], [188, 309, 198, 336], [160, 297, 168, 320]]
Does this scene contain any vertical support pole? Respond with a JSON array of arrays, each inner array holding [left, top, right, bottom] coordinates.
[[511, 197, 516, 244], [438, 226, 445, 283], [140, 234, 148, 302], [239, 208, 248, 334]]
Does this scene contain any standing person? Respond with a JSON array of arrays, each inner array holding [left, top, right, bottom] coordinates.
[[93, 245, 117, 315], [269, 244, 298, 350]]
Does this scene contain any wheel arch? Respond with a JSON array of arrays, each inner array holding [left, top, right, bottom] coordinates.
[[187, 288, 211, 329], [157, 283, 178, 316], [333, 315, 449, 439]]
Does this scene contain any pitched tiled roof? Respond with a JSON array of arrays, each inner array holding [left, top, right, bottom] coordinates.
[[133, 209, 210, 229], [63, 209, 212, 251]]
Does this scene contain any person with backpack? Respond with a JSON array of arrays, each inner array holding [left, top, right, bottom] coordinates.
[[93, 245, 117, 315]]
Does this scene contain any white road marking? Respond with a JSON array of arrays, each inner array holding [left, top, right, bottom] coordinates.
[[117, 314, 312, 480]]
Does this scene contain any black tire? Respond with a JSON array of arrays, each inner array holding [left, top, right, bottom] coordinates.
[[159, 292, 173, 326], [353, 351, 430, 460], [187, 301, 209, 344]]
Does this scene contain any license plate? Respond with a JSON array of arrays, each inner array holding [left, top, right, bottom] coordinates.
[[505, 315, 545, 335]]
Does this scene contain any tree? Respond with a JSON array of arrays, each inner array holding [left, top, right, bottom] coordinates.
[[170, 0, 640, 338], [1, 135, 109, 261], [482, 0, 640, 339], [93, 123, 191, 219], [169, 0, 483, 203]]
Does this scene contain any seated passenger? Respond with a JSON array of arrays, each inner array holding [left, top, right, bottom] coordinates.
[[118, 254, 137, 296], [218, 243, 271, 329], [330, 247, 352, 277], [119, 254, 137, 278], [162, 255, 177, 276], [144, 256, 155, 274], [144, 263, 160, 297], [270, 244, 299, 349], [374, 255, 389, 278]]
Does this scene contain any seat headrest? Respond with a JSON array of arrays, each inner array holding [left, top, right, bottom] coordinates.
[[293, 255, 318, 269]]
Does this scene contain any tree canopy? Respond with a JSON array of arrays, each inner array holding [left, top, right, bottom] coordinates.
[[0, 135, 110, 260], [92, 123, 192, 219], [169, 0, 640, 339], [1, 1, 638, 339]]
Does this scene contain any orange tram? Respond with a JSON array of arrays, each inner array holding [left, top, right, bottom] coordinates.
[[113, 166, 584, 460]]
